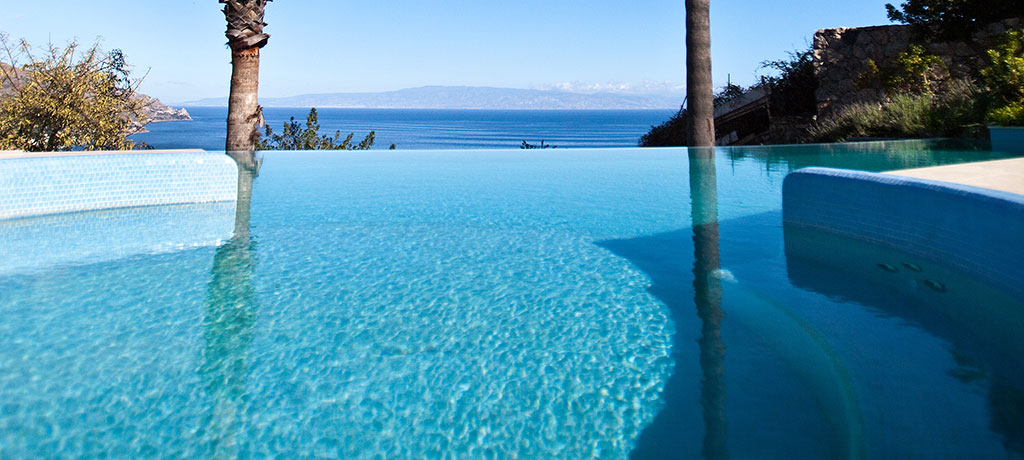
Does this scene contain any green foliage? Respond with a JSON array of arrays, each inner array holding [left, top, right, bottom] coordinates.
[[809, 79, 986, 141], [713, 83, 746, 107], [808, 95, 928, 141], [988, 102, 1024, 126], [640, 45, 819, 147], [981, 30, 1024, 126], [929, 78, 987, 136], [639, 82, 756, 147], [882, 93, 933, 134], [639, 105, 687, 147], [890, 45, 945, 93], [860, 45, 946, 94], [0, 35, 146, 151], [858, 59, 889, 90], [257, 108, 393, 150], [639, 82, 753, 147], [885, 0, 1024, 40], [759, 47, 818, 117]]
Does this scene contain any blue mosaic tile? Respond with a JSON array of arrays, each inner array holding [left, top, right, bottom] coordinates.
[[0, 202, 236, 276], [782, 167, 1024, 297], [0, 152, 238, 220]]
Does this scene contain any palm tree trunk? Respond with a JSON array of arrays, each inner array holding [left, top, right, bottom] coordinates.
[[221, 0, 270, 152], [226, 47, 262, 152], [686, 0, 715, 146]]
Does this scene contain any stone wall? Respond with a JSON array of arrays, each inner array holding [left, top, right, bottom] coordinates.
[[812, 19, 1022, 117]]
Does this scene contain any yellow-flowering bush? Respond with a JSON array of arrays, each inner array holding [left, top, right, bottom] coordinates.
[[982, 30, 1024, 126], [0, 36, 146, 151]]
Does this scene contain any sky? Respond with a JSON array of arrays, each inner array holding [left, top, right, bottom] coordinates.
[[1, 0, 892, 104]]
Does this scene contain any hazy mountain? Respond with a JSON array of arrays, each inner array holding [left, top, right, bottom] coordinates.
[[183, 86, 683, 110]]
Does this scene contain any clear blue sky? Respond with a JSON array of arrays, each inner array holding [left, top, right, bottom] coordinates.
[[2, 0, 892, 103]]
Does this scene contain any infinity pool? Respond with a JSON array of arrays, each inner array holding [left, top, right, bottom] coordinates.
[[0, 140, 1021, 458]]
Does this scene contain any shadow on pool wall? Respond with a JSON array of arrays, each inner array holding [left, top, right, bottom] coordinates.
[[783, 224, 1024, 455]]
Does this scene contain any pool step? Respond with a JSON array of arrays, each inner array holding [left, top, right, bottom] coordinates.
[[782, 167, 1024, 298]]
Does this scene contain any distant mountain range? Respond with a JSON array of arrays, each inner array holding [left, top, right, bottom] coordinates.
[[182, 86, 683, 110]]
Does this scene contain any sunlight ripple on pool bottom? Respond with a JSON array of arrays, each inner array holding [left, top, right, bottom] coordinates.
[[0, 213, 674, 458], [2, 142, 1022, 459]]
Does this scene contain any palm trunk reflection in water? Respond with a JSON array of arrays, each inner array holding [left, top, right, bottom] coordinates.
[[689, 147, 727, 460], [200, 151, 260, 458]]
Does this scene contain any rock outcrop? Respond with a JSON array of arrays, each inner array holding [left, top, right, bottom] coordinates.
[[138, 95, 191, 122]]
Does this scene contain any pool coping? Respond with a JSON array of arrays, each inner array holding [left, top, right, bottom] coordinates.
[[0, 148, 208, 160], [885, 157, 1024, 197]]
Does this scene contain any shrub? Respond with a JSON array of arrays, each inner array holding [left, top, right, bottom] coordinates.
[[889, 45, 946, 93], [981, 30, 1024, 126], [809, 80, 989, 142], [0, 36, 146, 151], [885, 0, 1024, 40], [988, 102, 1024, 126], [640, 44, 820, 146], [639, 106, 686, 147], [760, 47, 818, 117], [713, 83, 747, 107], [257, 108, 394, 150], [929, 79, 986, 136], [808, 93, 933, 142], [859, 45, 946, 94], [885, 93, 932, 134]]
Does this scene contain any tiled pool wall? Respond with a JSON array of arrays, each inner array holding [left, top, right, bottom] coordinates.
[[0, 202, 237, 276], [0, 151, 238, 220], [989, 126, 1024, 153], [782, 167, 1024, 297]]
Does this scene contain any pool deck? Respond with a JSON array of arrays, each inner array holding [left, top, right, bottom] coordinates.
[[886, 157, 1024, 197]]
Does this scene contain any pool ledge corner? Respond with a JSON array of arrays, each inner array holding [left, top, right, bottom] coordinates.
[[782, 166, 1024, 296]]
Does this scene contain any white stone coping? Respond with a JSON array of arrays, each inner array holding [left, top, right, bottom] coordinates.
[[0, 148, 208, 160]]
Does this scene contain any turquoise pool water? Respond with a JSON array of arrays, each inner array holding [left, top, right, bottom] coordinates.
[[0, 140, 1022, 458]]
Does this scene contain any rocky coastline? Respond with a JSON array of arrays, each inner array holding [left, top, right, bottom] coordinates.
[[139, 95, 192, 123]]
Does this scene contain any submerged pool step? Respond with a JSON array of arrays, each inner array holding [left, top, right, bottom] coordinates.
[[782, 167, 1024, 298], [0, 149, 239, 220]]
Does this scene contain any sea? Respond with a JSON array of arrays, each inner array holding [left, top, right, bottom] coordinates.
[[129, 107, 677, 151]]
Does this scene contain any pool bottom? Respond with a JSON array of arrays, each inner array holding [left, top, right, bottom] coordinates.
[[1, 144, 1022, 459], [0, 204, 677, 459]]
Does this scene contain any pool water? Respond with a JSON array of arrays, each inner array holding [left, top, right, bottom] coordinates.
[[0, 140, 1022, 458]]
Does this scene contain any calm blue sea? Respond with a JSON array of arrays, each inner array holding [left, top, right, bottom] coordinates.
[[130, 107, 677, 151]]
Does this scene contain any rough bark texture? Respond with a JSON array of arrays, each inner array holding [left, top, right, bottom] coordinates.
[[686, 0, 715, 146], [222, 0, 270, 152], [225, 48, 263, 152]]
